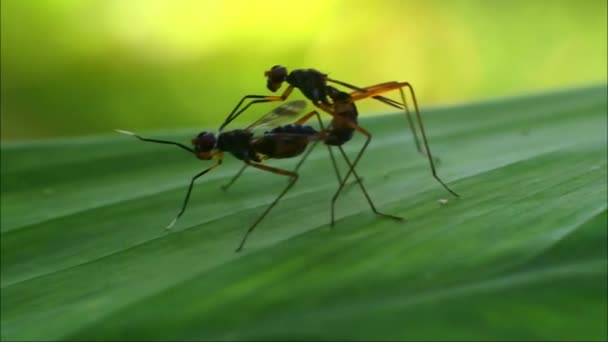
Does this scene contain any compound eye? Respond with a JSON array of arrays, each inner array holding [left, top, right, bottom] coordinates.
[[267, 79, 282, 92], [193, 131, 216, 151], [265, 65, 287, 80], [265, 67, 287, 92]]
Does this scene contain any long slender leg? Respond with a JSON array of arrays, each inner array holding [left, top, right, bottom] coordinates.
[[166, 160, 223, 230], [398, 88, 423, 155], [370, 84, 423, 157], [299, 108, 387, 217], [327, 80, 423, 154], [225, 95, 268, 123], [297, 111, 367, 195], [303, 112, 360, 192], [328, 79, 403, 110], [220, 86, 294, 131], [291, 140, 321, 173], [221, 98, 282, 131], [328, 124, 372, 225], [221, 163, 248, 191], [115, 129, 194, 154], [313, 103, 375, 201], [325, 143, 342, 184], [400, 84, 458, 197], [332, 146, 403, 225], [295, 111, 342, 183], [343, 83, 433, 161], [329, 81, 459, 198], [236, 162, 301, 252]]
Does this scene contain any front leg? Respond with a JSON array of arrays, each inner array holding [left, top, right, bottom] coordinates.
[[236, 162, 299, 252], [166, 157, 223, 230], [221, 163, 248, 191], [220, 86, 295, 131]]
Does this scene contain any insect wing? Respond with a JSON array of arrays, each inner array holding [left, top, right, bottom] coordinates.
[[246, 100, 307, 131], [263, 132, 324, 146]]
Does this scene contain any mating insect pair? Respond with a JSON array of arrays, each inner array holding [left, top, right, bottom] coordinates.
[[117, 66, 459, 252]]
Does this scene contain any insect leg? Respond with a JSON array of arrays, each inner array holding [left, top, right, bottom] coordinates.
[[301, 108, 397, 221], [295, 111, 342, 184], [220, 163, 248, 191], [166, 160, 222, 230], [327, 80, 423, 154], [236, 162, 301, 252], [331, 82, 459, 198], [220, 86, 295, 131], [326, 119, 373, 226], [334, 146, 403, 224], [313, 103, 374, 200]]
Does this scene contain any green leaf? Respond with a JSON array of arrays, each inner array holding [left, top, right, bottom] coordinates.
[[1, 85, 606, 341]]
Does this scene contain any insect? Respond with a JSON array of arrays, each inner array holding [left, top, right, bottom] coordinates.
[[117, 101, 397, 251], [219, 66, 459, 202], [225, 86, 403, 226]]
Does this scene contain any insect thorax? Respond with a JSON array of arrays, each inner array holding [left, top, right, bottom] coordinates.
[[286, 69, 330, 104], [217, 130, 256, 161]]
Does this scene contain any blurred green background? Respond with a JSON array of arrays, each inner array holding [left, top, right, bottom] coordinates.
[[1, 0, 606, 140]]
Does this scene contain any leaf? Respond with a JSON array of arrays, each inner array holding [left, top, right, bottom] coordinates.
[[1, 85, 606, 341]]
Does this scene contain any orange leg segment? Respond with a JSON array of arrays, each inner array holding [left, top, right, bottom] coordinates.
[[328, 80, 459, 198]]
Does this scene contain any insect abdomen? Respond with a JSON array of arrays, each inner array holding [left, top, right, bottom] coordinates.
[[253, 124, 317, 159], [268, 124, 317, 135]]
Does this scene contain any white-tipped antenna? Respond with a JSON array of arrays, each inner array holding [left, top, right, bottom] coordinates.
[[115, 129, 137, 137]]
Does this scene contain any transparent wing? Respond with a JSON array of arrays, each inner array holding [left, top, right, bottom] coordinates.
[[246, 100, 308, 131], [258, 131, 325, 143]]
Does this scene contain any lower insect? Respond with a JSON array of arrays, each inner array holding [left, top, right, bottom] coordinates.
[[117, 101, 399, 251]]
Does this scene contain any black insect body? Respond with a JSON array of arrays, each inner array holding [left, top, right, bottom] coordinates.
[[214, 129, 257, 162], [119, 62, 462, 251], [323, 86, 358, 146], [117, 101, 389, 252], [221, 65, 460, 200], [223, 87, 403, 232], [254, 124, 318, 160]]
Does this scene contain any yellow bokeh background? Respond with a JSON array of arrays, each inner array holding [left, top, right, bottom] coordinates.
[[1, 0, 606, 139]]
